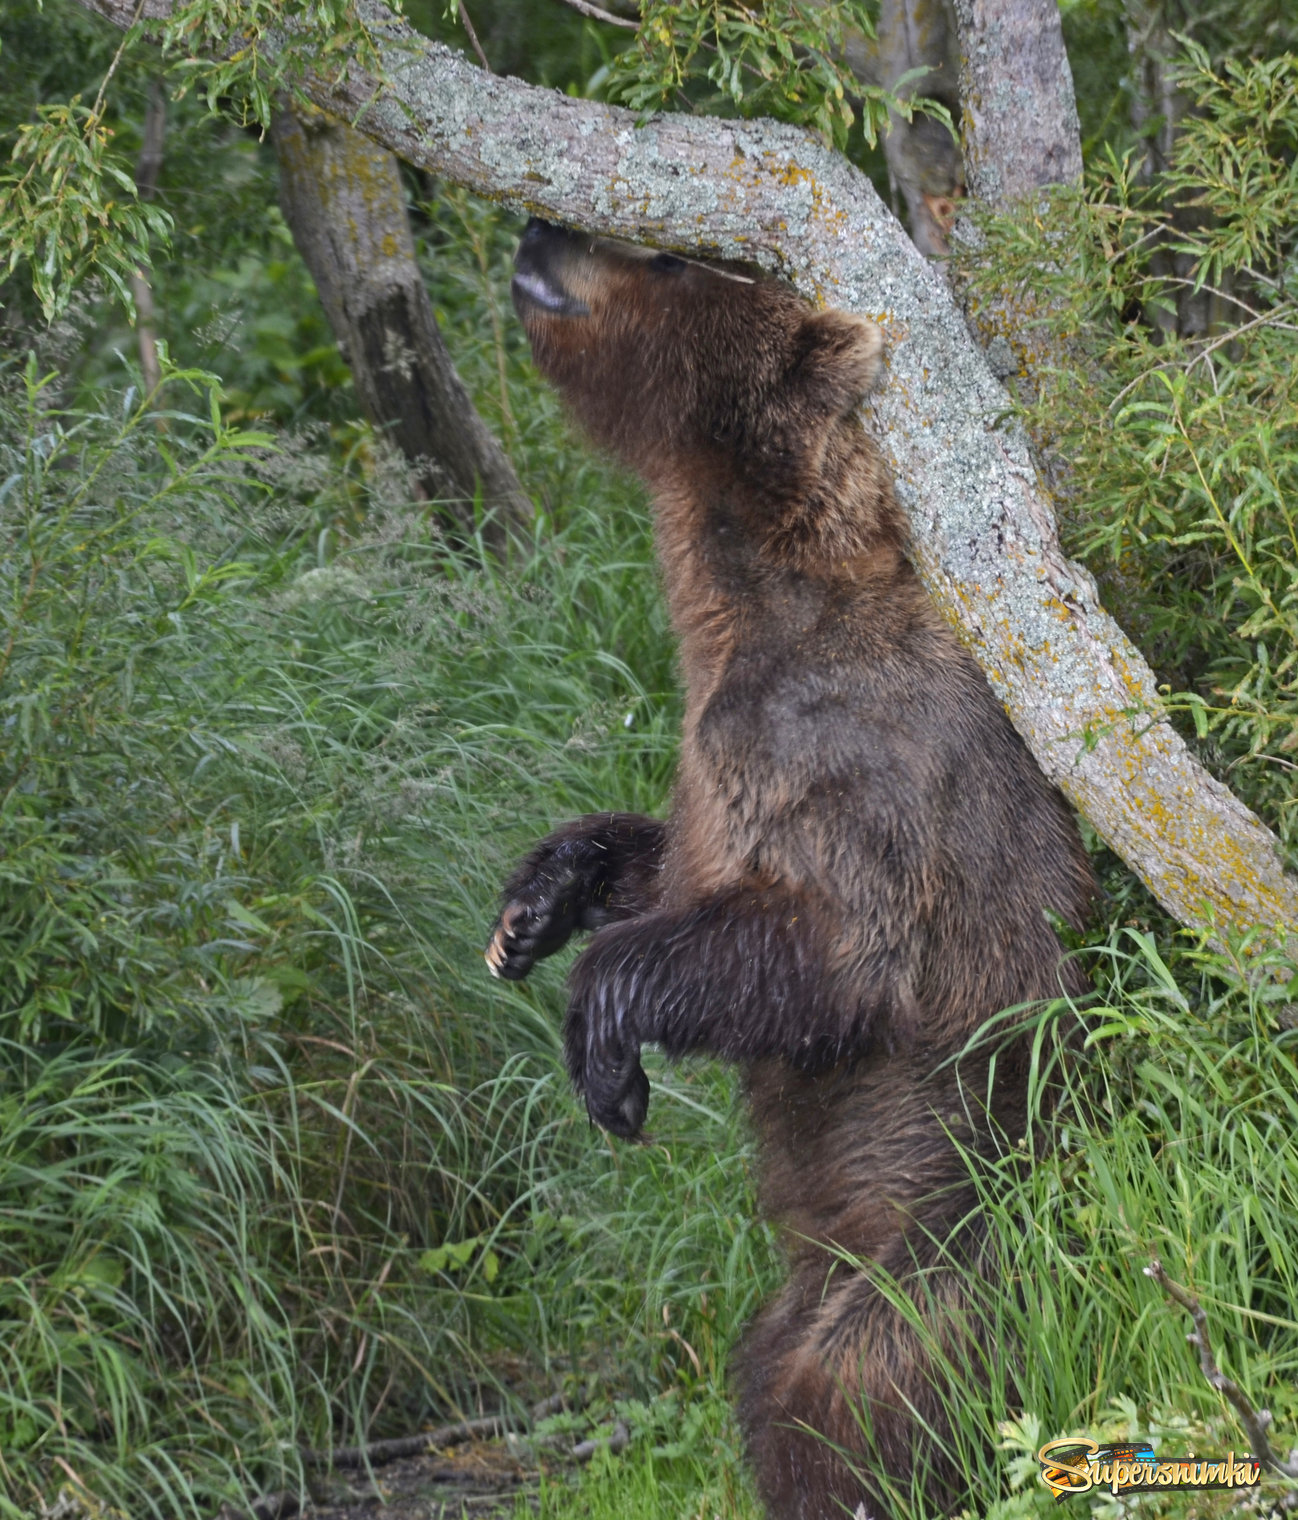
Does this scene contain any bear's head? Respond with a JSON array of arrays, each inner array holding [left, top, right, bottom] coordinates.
[[511, 220, 884, 498]]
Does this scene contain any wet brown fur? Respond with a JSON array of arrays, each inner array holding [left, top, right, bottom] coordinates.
[[488, 223, 1097, 1520]]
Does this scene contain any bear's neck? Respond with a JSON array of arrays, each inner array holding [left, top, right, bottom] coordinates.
[[648, 448, 912, 721]]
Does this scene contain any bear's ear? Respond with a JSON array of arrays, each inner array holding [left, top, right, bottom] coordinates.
[[792, 310, 885, 414]]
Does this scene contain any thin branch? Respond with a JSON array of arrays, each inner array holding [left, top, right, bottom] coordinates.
[[555, 0, 639, 28], [1226, 751, 1298, 776], [305, 1412, 507, 1470], [302, 1389, 582, 1471], [1242, 264, 1285, 295], [214, 1492, 300, 1520], [456, 1, 491, 71], [1186, 305, 1298, 371], [1145, 1258, 1298, 1481], [1107, 301, 1298, 409], [88, 0, 147, 125]]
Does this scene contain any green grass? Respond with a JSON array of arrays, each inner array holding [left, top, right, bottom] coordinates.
[[850, 928, 1298, 1520], [0, 348, 772, 1517], [522, 1406, 761, 1520]]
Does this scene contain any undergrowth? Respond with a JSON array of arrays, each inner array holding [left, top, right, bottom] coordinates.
[[851, 929, 1298, 1520], [961, 45, 1298, 857], [0, 353, 769, 1517]]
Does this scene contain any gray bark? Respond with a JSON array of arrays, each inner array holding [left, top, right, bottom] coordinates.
[[952, 0, 1082, 207], [948, 0, 1085, 388], [272, 103, 531, 545], [78, 0, 1298, 944]]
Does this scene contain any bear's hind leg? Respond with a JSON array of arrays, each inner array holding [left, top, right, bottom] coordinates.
[[734, 1262, 972, 1520]]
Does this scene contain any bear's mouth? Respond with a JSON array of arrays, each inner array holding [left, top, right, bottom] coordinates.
[[510, 266, 588, 317]]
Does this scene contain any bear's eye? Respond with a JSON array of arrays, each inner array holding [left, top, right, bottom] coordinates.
[[650, 252, 686, 273]]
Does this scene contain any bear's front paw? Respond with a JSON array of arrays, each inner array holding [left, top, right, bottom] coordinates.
[[485, 868, 588, 981], [564, 967, 649, 1139], [484, 899, 563, 980], [583, 1052, 650, 1140]]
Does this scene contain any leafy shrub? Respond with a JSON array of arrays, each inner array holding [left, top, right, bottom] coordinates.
[[961, 47, 1298, 857]]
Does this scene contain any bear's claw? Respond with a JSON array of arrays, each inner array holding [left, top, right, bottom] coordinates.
[[485, 901, 551, 980]]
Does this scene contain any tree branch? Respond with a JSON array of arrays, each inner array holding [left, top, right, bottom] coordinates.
[[1146, 1258, 1298, 1481], [75, 0, 1298, 943], [554, 0, 639, 30]]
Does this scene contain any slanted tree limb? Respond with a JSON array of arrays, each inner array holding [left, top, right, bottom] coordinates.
[[1146, 1259, 1298, 1481], [76, 0, 1298, 943], [272, 103, 531, 546]]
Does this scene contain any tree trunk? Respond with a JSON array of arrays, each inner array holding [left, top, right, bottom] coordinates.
[[129, 78, 166, 396], [77, 0, 1298, 945], [948, 0, 1084, 395], [272, 102, 531, 546], [952, 0, 1082, 207], [842, 0, 966, 257]]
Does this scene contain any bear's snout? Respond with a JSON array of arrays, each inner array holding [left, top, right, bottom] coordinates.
[[512, 219, 590, 318]]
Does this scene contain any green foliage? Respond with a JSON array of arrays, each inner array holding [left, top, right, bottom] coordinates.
[[150, 0, 389, 126], [984, 926, 1298, 1518], [0, 1043, 302, 1513], [0, 0, 146, 326], [960, 48, 1298, 856], [0, 0, 390, 323], [1160, 46, 1298, 289], [1056, 0, 1132, 158], [0, 98, 173, 320], [595, 0, 951, 154], [418, 0, 614, 89], [521, 1393, 760, 1520], [606, 0, 876, 147], [1058, 0, 1298, 163]]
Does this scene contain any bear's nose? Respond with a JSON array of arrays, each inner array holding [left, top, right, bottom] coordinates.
[[520, 217, 551, 241]]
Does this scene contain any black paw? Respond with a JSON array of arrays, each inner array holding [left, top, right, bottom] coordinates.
[[564, 957, 650, 1139], [584, 1055, 650, 1139], [485, 859, 593, 981], [486, 816, 665, 983], [485, 896, 575, 981]]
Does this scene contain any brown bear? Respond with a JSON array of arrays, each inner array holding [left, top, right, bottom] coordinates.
[[487, 218, 1096, 1520]]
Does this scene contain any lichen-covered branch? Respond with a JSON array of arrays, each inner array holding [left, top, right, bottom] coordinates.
[[77, 0, 1298, 942]]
